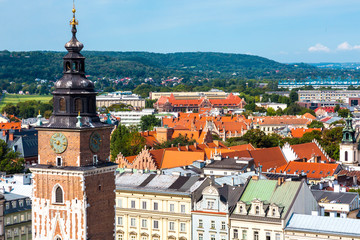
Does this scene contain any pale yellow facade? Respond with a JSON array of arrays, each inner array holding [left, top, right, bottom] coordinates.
[[115, 190, 192, 240]]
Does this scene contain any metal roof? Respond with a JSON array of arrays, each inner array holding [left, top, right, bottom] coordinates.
[[286, 214, 360, 237], [311, 190, 358, 204]]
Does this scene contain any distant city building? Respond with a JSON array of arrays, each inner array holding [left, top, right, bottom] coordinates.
[[279, 78, 360, 90], [96, 91, 145, 109], [154, 93, 246, 112], [298, 90, 360, 103], [149, 89, 228, 100], [110, 109, 155, 126], [255, 102, 287, 110]]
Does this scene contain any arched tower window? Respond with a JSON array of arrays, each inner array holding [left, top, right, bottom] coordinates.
[[345, 151, 348, 161], [73, 62, 78, 72], [59, 98, 66, 112], [65, 62, 71, 72], [55, 237, 62, 240], [54, 185, 64, 204], [75, 98, 83, 113]]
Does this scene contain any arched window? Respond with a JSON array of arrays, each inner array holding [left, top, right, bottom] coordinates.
[[55, 186, 63, 204], [55, 237, 62, 240], [59, 98, 66, 112], [75, 98, 83, 113], [73, 62, 78, 72], [66, 62, 71, 72], [345, 151, 348, 161], [272, 208, 276, 216]]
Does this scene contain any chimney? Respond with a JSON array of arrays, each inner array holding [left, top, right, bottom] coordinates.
[[278, 177, 284, 186], [9, 132, 14, 141]]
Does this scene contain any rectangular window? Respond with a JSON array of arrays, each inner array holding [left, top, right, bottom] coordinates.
[[27, 213, 31, 220], [6, 229, 11, 237], [5, 203, 9, 210], [254, 231, 259, 240], [180, 223, 186, 232], [142, 201, 147, 210], [117, 217, 123, 225], [21, 226, 25, 234], [6, 217, 10, 225], [198, 219, 203, 228], [169, 221, 175, 231], [20, 214, 25, 222], [131, 200, 136, 209], [13, 228, 18, 236], [211, 234, 215, 240], [117, 199, 122, 208], [199, 233, 203, 240], [153, 202, 159, 210], [130, 218, 136, 227], [207, 200, 214, 209], [233, 229, 238, 239], [275, 233, 280, 240], [13, 215, 18, 223], [221, 221, 226, 230], [117, 234, 123, 240], [181, 204, 186, 213], [266, 232, 271, 240], [153, 220, 159, 229], [169, 203, 175, 212], [211, 220, 215, 229], [12, 201, 16, 208], [141, 219, 147, 228], [242, 230, 247, 239], [19, 200, 24, 207]]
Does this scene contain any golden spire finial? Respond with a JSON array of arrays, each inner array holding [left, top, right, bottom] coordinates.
[[70, 0, 78, 26]]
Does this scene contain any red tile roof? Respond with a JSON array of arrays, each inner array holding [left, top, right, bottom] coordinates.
[[291, 142, 331, 162], [276, 161, 340, 179], [291, 128, 321, 138]]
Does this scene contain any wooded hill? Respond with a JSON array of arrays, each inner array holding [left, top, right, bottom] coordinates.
[[1, 50, 352, 84]]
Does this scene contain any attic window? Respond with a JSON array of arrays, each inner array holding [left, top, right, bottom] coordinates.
[[320, 171, 323, 174], [312, 170, 316, 174], [306, 170, 310, 173], [287, 169, 291, 172]]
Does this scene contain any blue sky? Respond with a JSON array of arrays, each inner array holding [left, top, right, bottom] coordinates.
[[1, 0, 360, 63]]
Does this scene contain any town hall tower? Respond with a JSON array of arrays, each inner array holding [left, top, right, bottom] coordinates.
[[30, 5, 117, 240]]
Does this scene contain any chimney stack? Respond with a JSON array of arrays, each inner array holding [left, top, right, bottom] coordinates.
[[9, 132, 14, 141]]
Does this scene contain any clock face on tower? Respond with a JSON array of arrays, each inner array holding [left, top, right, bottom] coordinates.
[[89, 131, 101, 153], [50, 133, 68, 154]]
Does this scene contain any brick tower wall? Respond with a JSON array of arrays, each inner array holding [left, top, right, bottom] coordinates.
[[85, 171, 115, 240]]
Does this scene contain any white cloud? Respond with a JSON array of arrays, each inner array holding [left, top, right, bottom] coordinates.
[[337, 41, 360, 51], [308, 43, 330, 53]]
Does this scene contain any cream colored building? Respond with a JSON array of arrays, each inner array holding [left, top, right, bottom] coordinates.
[[149, 90, 228, 100], [115, 173, 209, 240]]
